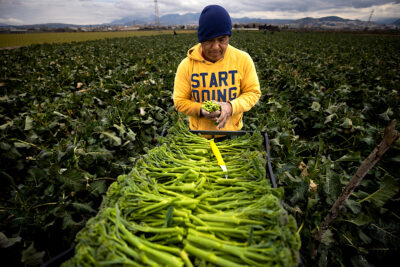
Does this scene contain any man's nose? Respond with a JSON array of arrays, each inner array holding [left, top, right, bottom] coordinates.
[[211, 41, 220, 49]]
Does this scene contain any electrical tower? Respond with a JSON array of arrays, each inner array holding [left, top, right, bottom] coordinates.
[[154, 0, 160, 28], [364, 10, 374, 31]]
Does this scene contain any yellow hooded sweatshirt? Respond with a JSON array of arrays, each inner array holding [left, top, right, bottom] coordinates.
[[173, 43, 261, 131]]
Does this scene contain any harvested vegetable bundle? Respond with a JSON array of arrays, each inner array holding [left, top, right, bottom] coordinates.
[[62, 122, 300, 267], [202, 101, 221, 112]]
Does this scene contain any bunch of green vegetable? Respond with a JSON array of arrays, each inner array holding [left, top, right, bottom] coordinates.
[[62, 122, 300, 266], [202, 101, 221, 113]]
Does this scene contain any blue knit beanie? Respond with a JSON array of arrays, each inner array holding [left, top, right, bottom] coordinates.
[[198, 5, 232, 43]]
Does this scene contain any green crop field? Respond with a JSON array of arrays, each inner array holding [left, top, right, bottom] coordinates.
[[0, 31, 399, 266], [0, 30, 195, 48]]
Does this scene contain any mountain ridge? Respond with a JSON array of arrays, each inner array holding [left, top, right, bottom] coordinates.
[[1, 13, 398, 28], [110, 13, 398, 26]]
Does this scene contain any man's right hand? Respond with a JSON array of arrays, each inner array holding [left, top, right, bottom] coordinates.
[[200, 108, 220, 122]]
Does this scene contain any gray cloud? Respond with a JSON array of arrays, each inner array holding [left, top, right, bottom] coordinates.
[[0, 0, 399, 25], [220, 0, 400, 13]]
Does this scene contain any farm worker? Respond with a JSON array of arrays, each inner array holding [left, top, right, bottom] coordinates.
[[173, 5, 261, 131]]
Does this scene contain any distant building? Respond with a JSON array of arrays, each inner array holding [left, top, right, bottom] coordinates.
[[8, 28, 28, 34], [120, 26, 140, 31]]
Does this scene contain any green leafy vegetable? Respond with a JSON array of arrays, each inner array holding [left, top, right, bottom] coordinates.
[[202, 101, 220, 112]]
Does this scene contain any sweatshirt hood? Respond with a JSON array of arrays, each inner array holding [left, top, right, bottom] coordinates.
[[187, 43, 229, 64]]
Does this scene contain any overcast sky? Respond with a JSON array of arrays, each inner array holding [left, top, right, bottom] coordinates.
[[0, 0, 399, 25]]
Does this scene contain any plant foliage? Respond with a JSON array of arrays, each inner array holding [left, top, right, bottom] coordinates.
[[0, 31, 399, 266]]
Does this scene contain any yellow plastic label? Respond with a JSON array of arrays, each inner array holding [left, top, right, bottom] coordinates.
[[210, 139, 226, 166]]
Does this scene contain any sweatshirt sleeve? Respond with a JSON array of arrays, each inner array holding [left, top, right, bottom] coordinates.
[[230, 53, 261, 116], [173, 58, 203, 117]]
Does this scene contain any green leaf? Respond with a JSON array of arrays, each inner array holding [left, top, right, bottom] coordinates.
[[59, 169, 85, 191], [0, 142, 11, 150], [142, 117, 154, 125], [0, 232, 21, 248], [24, 115, 33, 131], [154, 112, 163, 121], [44, 184, 55, 196], [350, 255, 373, 267], [369, 223, 400, 246], [311, 101, 321, 111], [307, 197, 319, 210], [323, 169, 342, 205], [271, 137, 283, 148], [341, 118, 352, 128], [13, 142, 30, 148], [71, 202, 96, 213], [88, 180, 107, 196], [101, 131, 122, 146], [126, 127, 137, 141], [345, 213, 372, 226], [289, 181, 309, 204], [345, 199, 361, 214], [361, 136, 374, 145], [324, 114, 336, 124], [358, 229, 372, 244], [325, 103, 344, 114], [388, 155, 400, 162], [379, 108, 393, 121], [336, 151, 361, 162], [267, 98, 282, 109], [0, 121, 13, 130], [113, 123, 126, 136], [21, 243, 45, 266], [358, 176, 399, 207], [321, 229, 335, 246], [53, 111, 69, 118], [61, 211, 84, 230], [283, 171, 297, 182]]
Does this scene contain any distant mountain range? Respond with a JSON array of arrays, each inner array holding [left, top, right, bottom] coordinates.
[[110, 13, 399, 27], [0, 13, 399, 29], [111, 13, 294, 26], [295, 16, 357, 24], [392, 18, 400, 26]]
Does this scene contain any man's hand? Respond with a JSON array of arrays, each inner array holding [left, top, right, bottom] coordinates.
[[200, 106, 220, 120], [200, 101, 232, 129], [216, 102, 232, 129]]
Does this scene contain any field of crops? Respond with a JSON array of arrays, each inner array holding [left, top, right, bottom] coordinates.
[[0, 31, 399, 266], [0, 30, 195, 48]]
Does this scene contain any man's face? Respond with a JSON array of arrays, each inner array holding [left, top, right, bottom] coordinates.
[[201, 35, 230, 63]]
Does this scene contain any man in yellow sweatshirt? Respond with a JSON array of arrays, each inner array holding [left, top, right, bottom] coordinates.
[[173, 5, 261, 132]]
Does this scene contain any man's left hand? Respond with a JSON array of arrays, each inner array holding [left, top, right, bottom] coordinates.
[[216, 102, 232, 129]]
